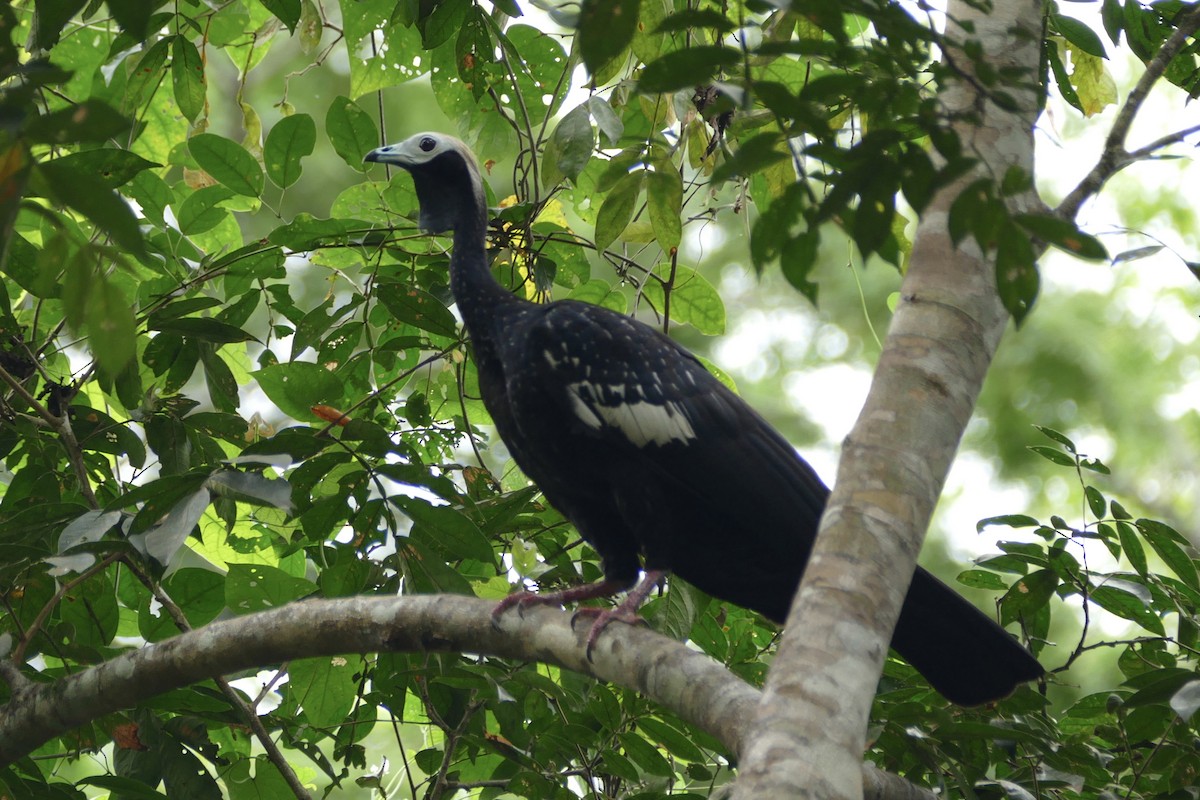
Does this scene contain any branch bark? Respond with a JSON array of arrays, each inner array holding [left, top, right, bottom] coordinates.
[[1056, 4, 1200, 220], [731, 1, 1044, 797], [0, 594, 926, 800]]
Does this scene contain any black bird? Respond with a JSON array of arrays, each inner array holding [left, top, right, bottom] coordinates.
[[364, 133, 1043, 705]]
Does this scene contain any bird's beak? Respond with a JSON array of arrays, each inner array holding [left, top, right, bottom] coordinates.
[[363, 148, 385, 164]]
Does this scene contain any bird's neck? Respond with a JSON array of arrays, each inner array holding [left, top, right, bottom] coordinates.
[[448, 209, 525, 342]]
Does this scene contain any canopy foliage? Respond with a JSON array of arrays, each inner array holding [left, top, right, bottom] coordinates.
[[1, 0, 1199, 798]]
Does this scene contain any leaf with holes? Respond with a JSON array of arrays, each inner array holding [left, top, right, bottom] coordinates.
[[227, 564, 318, 614]]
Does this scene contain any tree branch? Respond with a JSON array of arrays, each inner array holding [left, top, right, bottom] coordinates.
[[1056, 5, 1200, 220], [732, 1, 1044, 797], [0, 595, 931, 800]]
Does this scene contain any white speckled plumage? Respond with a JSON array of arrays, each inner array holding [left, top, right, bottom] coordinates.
[[367, 132, 1044, 705]]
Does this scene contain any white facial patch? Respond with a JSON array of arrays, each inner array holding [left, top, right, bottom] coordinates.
[[567, 383, 695, 447]]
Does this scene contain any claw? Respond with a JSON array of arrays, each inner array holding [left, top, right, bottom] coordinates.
[[575, 605, 649, 659], [490, 571, 668, 658]]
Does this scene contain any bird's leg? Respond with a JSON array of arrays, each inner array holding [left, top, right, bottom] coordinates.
[[573, 569, 668, 658], [490, 578, 631, 628]]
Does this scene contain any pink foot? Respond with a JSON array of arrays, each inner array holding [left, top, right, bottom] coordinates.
[[490, 579, 629, 628]]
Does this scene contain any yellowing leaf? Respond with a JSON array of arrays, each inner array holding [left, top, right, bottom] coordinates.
[[1067, 44, 1117, 117]]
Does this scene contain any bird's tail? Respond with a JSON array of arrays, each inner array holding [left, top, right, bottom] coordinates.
[[891, 567, 1044, 706]]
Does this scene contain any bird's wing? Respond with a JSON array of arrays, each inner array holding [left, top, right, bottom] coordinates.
[[506, 302, 828, 589]]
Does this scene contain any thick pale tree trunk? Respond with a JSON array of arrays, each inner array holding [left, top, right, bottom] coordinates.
[[731, 1, 1044, 797]]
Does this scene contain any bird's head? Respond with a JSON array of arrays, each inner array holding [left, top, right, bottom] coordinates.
[[364, 132, 487, 235]]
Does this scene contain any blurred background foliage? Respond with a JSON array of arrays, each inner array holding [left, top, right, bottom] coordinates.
[[1, 0, 1199, 797]]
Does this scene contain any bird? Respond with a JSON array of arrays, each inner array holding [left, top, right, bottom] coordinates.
[[364, 132, 1044, 705]]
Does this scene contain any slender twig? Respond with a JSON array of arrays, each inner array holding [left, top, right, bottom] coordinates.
[[123, 559, 313, 800], [12, 553, 123, 663], [0, 363, 99, 506], [1057, 6, 1200, 219], [1126, 121, 1200, 160]]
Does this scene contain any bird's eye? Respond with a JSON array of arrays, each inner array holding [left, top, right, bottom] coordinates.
[[419, 137, 437, 152]]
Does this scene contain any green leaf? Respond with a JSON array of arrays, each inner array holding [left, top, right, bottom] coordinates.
[[1000, 568, 1058, 625], [641, 264, 724, 335], [579, 0, 640, 75], [594, 170, 644, 251], [780, 229, 820, 303], [68, 404, 146, 467], [260, 0, 302, 31], [188, 134, 264, 197], [455, 5, 492, 101], [711, 132, 788, 184], [268, 214, 368, 250], [1090, 583, 1164, 635], [645, 168, 682, 251], [638, 716, 707, 762], [956, 570, 1009, 590], [1170, 679, 1200, 722], [1053, 14, 1107, 59], [1014, 212, 1107, 260], [588, 96, 623, 145], [1101, 0, 1123, 44], [569, 280, 628, 313], [1028, 444, 1075, 467], [326, 96, 379, 171], [655, 9, 735, 33], [171, 36, 206, 122], [616, 731, 673, 777], [206, 471, 294, 513], [1137, 519, 1199, 590], [976, 514, 1041, 532], [227, 564, 317, 616], [395, 498, 493, 563], [376, 283, 459, 338], [1035, 425, 1077, 452], [176, 185, 234, 235], [264, 113, 317, 189], [163, 568, 227, 629], [1046, 40, 1084, 113], [46, 148, 158, 188], [639, 46, 741, 93], [128, 487, 211, 565], [37, 161, 145, 255], [544, 104, 595, 187], [288, 655, 359, 729], [422, 0, 470, 49], [29, 0, 87, 50], [86, 278, 137, 378], [199, 343, 239, 413], [1084, 486, 1106, 519], [1117, 521, 1148, 577], [107, 0, 162, 41], [124, 37, 171, 109], [151, 316, 254, 344], [253, 362, 345, 421]]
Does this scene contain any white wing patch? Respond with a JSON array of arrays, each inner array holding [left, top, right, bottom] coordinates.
[[566, 382, 695, 447]]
